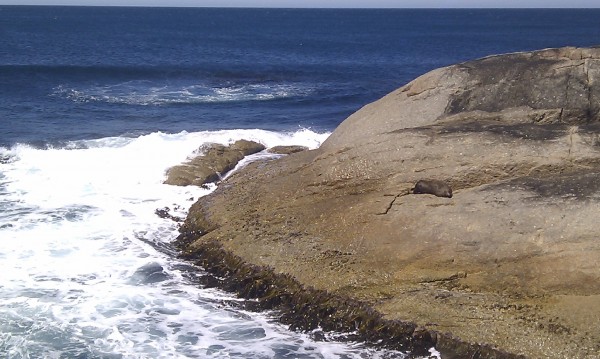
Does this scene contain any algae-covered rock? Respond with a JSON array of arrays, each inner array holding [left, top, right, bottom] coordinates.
[[164, 140, 265, 186], [178, 47, 600, 358]]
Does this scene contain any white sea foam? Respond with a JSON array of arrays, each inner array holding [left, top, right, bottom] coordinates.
[[0, 128, 438, 358], [52, 81, 313, 106]]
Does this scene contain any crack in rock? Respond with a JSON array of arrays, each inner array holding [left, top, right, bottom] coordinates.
[[377, 191, 410, 215]]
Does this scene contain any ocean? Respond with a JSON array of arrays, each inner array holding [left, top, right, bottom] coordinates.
[[1, 6, 600, 358]]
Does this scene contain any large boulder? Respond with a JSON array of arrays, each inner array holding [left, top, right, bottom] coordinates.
[[179, 47, 600, 358], [164, 140, 265, 186]]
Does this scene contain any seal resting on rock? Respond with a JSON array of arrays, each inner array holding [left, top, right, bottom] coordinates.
[[411, 179, 453, 198]]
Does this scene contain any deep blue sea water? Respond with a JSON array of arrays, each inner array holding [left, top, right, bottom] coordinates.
[[2, 6, 600, 359], [3, 7, 600, 147]]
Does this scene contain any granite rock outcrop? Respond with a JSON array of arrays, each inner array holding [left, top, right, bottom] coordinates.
[[177, 47, 600, 358]]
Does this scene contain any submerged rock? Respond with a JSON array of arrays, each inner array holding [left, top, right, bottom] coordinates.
[[178, 47, 600, 358], [129, 262, 170, 285], [154, 207, 183, 222], [164, 140, 265, 186]]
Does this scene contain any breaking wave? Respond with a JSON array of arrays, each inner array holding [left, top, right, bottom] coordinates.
[[2, 129, 423, 358]]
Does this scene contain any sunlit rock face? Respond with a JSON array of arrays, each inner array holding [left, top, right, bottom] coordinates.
[[179, 47, 600, 359]]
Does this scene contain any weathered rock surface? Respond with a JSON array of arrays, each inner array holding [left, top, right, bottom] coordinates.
[[267, 145, 309, 155], [178, 47, 600, 358], [164, 140, 265, 186]]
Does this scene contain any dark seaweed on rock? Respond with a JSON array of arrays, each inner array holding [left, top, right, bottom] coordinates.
[[177, 239, 525, 359]]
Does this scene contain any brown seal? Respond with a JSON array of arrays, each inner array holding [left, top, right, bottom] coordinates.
[[411, 179, 453, 198]]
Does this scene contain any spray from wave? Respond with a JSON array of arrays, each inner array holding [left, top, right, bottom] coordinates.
[[0, 129, 444, 358]]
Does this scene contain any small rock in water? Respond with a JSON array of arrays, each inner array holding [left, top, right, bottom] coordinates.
[[129, 262, 171, 285], [155, 207, 183, 222], [0, 154, 15, 164], [155, 207, 171, 219]]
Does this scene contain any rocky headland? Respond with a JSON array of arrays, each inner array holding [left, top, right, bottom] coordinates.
[[171, 47, 600, 358]]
